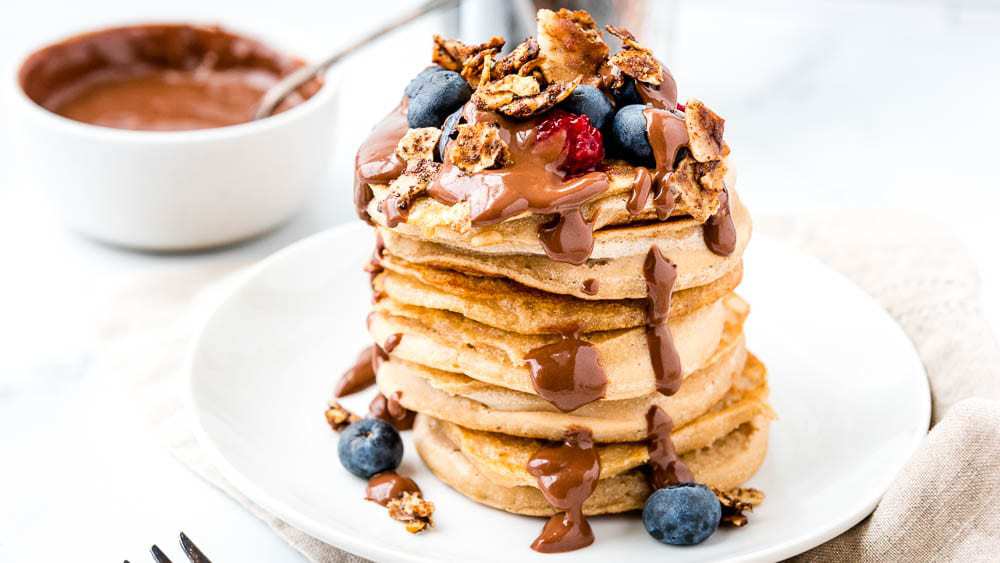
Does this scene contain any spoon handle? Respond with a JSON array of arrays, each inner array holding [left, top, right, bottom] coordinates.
[[254, 0, 460, 120]]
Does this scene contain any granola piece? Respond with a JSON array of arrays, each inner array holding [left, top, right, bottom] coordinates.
[[537, 8, 609, 83], [460, 48, 501, 85], [685, 99, 726, 162], [432, 34, 505, 72], [668, 154, 725, 222], [491, 37, 541, 79], [448, 122, 510, 173], [395, 128, 442, 163], [381, 159, 441, 227], [712, 486, 765, 528], [473, 74, 542, 109], [498, 77, 580, 118], [324, 402, 360, 432], [387, 491, 434, 533], [606, 25, 663, 85]]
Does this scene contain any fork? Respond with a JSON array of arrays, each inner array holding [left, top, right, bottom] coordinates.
[[124, 532, 212, 563]]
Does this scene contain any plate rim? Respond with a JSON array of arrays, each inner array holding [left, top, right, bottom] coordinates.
[[186, 221, 931, 563]]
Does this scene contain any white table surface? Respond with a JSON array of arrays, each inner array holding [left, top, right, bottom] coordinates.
[[1, 1, 998, 561]]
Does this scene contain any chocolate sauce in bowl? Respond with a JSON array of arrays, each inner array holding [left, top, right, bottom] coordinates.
[[369, 391, 416, 431], [527, 427, 601, 553], [354, 100, 409, 224], [525, 333, 608, 412], [365, 471, 421, 506], [645, 405, 693, 489], [643, 246, 683, 396]]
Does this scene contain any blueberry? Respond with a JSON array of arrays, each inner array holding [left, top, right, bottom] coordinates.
[[404, 65, 445, 98], [407, 70, 472, 128], [610, 104, 652, 166], [559, 84, 614, 130], [642, 484, 722, 546], [613, 76, 643, 107], [337, 418, 404, 478], [435, 108, 464, 162]]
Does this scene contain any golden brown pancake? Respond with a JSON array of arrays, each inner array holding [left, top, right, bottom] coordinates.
[[375, 254, 742, 334]]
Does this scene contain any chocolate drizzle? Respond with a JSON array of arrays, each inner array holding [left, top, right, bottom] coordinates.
[[527, 427, 601, 553], [645, 405, 694, 489], [333, 346, 378, 398], [704, 186, 737, 256], [365, 471, 421, 506], [525, 333, 608, 412], [635, 107, 689, 219], [369, 391, 416, 431], [643, 246, 683, 396], [635, 67, 679, 110], [428, 104, 609, 263], [581, 278, 599, 296], [354, 100, 409, 224]]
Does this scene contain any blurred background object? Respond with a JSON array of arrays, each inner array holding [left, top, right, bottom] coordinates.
[[1, 1, 998, 561]]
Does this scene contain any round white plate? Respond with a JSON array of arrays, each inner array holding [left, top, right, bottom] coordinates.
[[188, 222, 930, 562]]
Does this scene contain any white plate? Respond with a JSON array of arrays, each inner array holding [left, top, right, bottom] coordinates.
[[188, 222, 930, 562]]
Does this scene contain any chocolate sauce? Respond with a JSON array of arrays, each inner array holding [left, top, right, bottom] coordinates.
[[369, 391, 416, 431], [527, 427, 601, 553], [333, 346, 377, 398], [365, 471, 421, 506], [635, 67, 679, 110], [380, 193, 409, 228], [18, 24, 318, 131], [643, 246, 683, 396], [383, 333, 402, 354], [639, 108, 690, 219], [645, 405, 693, 489], [354, 100, 409, 224], [537, 208, 595, 266], [581, 278, 599, 296], [704, 186, 737, 256], [428, 105, 608, 263], [626, 167, 653, 216], [525, 334, 608, 412]]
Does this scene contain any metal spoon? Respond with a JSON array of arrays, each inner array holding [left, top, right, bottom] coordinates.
[[254, 0, 459, 120]]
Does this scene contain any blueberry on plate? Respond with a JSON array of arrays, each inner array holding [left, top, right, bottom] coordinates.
[[613, 76, 643, 107], [338, 418, 404, 478], [407, 70, 472, 128], [610, 104, 652, 165], [404, 65, 445, 98], [435, 108, 464, 162], [559, 84, 614, 130], [642, 484, 722, 546]]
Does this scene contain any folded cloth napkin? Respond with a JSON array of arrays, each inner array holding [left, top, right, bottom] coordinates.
[[97, 211, 1000, 562]]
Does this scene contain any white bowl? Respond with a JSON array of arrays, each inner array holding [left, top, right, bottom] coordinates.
[[10, 24, 339, 251]]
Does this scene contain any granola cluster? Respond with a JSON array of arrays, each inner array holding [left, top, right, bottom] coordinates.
[[712, 486, 765, 528], [387, 491, 435, 533], [324, 401, 361, 431]]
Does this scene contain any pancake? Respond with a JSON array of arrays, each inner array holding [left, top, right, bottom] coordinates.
[[378, 194, 749, 300], [377, 330, 750, 443], [414, 414, 770, 516], [365, 158, 737, 251], [370, 294, 746, 400], [438, 353, 770, 488], [375, 254, 742, 334]]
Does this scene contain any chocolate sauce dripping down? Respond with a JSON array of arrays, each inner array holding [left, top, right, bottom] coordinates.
[[354, 100, 409, 224], [525, 332, 608, 412], [365, 471, 421, 506], [380, 193, 409, 228], [537, 208, 595, 266], [581, 279, 599, 296], [629, 109, 688, 218], [645, 405, 694, 489], [428, 104, 609, 263], [636, 66, 679, 110], [527, 427, 601, 553], [704, 186, 737, 256], [364, 232, 386, 296], [369, 391, 415, 431], [333, 346, 378, 398], [643, 246, 683, 396]]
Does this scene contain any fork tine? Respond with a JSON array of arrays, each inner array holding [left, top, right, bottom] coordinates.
[[179, 532, 212, 563], [150, 545, 173, 563]]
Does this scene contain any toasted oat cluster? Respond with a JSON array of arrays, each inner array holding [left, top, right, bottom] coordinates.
[[713, 486, 765, 528], [387, 491, 435, 533], [324, 402, 360, 432]]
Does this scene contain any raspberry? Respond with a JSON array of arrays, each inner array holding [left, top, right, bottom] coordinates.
[[676, 102, 686, 112], [536, 110, 605, 175]]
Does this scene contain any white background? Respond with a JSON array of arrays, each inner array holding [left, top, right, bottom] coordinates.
[[1, 1, 998, 561]]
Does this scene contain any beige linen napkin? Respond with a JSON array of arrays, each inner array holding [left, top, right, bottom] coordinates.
[[96, 211, 1000, 562]]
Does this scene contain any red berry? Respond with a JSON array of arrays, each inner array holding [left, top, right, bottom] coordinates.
[[676, 102, 686, 112], [536, 110, 605, 175]]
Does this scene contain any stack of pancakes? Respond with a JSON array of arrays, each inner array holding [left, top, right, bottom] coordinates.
[[366, 189, 771, 516], [351, 7, 774, 532]]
